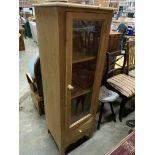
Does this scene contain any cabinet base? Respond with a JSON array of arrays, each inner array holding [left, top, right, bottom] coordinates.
[[48, 128, 92, 155], [65, 136, 90, 154]]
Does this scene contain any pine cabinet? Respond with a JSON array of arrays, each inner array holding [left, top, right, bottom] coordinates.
[[35, 2, 114, 155]]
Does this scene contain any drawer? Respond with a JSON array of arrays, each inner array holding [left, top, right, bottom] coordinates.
[[66, 117, 94, 146]]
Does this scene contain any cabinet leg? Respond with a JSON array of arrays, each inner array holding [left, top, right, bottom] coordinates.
[[88, 131, 94, 138], [48, 129, 50, 134], [60, 147, 65, 155], [88, 126, 94, 138], [39, 108, 42, 116]]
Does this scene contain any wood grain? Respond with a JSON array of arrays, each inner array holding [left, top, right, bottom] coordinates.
[[35, 4, 114, 155], [126, 40, 135, 73], [35, 6, 61, 148]]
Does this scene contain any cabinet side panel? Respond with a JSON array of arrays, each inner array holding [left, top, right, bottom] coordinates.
[[35, 7, 61, 147], [57, 8, 67, 149]]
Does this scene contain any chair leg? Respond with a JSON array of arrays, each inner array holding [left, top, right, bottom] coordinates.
[[76, 96, 85, 114], [81, 96, 85, 113], [119, 97, 128, 122], [97, 102, 104, 130], [109, 102, 116, 122], [75, 97, 81, 115]]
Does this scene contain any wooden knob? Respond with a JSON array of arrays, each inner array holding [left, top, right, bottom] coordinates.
[[67, 85, 74, 90], [78, 129, 82, 133]]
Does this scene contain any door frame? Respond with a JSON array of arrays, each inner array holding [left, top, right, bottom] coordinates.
[[66, 12, 111, 131]]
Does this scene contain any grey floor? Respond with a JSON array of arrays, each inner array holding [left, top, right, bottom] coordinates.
[[19, 38, 135, 155]]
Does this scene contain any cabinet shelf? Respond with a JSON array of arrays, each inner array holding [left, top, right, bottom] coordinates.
[[71, 84, 92, 99], [73, 51, 96, 64], [73, 56, 95, 64]]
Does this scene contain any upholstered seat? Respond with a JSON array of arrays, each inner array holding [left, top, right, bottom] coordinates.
[[107, 74, 135, 97], [99, 86, 119, 103]]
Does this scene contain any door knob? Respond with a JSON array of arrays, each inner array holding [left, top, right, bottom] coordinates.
[[78, 129, 82, 133], [67, 85, 74, 90]]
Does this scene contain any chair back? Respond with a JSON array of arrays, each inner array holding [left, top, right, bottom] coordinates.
[[126, 40, 135, 73], [102, 50, 126, 84]]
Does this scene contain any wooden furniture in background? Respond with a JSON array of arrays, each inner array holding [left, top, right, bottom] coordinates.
[[109, 0, 119, 9], [19, 26, 25, 51], [32, 17, 36, 22], [25, 12, 33, 20], [108, 31, 121, 53], [68, 0, 83, 3], [19, 0, 39, 7], [126, 35, 135, 41], [126, 40, 135, 71], [26, 57, 44, 115], [112, 17, 135, 27], [113, 39, 135, 76], [95, 0, 110, 7], [35, 2, 114, 155]]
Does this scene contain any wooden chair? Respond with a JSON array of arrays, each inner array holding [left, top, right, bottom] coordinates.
[[126, 40, 135, 77], [103, 50, 135, 122], [111, 39, 135, 77], [26, 57, 44, 115]]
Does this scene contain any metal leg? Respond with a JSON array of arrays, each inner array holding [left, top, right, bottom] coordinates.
[[119, 97, 127, 122], [109, 102, 116, 122], [97, 102, 104, 130]]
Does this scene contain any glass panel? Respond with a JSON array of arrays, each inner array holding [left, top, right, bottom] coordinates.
[[70, 20, 103, 125], [72, 20, 102, 63], [70, 92, 92, 124]]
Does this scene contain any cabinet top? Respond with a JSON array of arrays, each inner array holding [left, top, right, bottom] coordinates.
[[34, 2, 115, 11]]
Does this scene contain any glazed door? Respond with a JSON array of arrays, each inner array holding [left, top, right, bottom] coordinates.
[[66, 12, 111, 130]]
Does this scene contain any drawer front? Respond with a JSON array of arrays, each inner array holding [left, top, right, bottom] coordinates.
[[66, 117, 94, 147]]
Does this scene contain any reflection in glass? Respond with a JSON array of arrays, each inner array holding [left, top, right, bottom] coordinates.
[[73, 20, 102, 63], [70, 92, 92, 124], [70, 20, 103, 125]]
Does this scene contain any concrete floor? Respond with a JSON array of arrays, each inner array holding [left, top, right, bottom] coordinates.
[[19, 38, 135, 155]]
